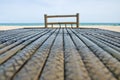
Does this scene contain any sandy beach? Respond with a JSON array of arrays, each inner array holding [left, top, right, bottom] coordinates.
[[0, 26, 44, 30], [80, 26, 120, 32], [0, 26, 120, 32]]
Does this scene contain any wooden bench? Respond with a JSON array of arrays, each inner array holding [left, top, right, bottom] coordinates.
[[44, 13, 79, 28]]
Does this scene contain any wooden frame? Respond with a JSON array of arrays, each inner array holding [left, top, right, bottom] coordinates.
[[44, 13, 79, 28]]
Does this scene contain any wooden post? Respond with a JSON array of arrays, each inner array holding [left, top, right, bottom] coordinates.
[[59, 24, 61, 28], [44, 13, 79, 28], [76, 13, 79, 28], [51, 24, 53, 28], [44, 14, 47, 28], [71, 24, 72, 28], [65, 24, 67, 28]]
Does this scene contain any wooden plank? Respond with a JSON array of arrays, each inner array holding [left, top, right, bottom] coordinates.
[[0, 30, 52, 64], [0, 31, 37, 48], [76, 13, 79, 28], [68, 29, 117, 80], [44, 14, 47, 28], [63, 29, 91, 80], [46, 15, 76, 18], [0, 29, 55, 80], [71, 29, 120, 79], [0, 28, 120, 80], [40, 29, 64, 80], [13, 29, 58, 80], [83, 34, 120, 61], [47, 22, 77, 24], [0, 30, 46, 55], [44, 13, 79, 28]]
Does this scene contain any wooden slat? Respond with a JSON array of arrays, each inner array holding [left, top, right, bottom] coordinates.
[[44, 13, 79, 28], [68, 29, 117, 80], [40, 29, 64, 80], [13, 29, 58, 80], [47, 22, 77, 24], [46, 15, 76, 18], [64, 29, 91, 80], [0, 28, 120, 80]]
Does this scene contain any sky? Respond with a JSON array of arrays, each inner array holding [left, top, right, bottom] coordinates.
[[0, 0, 120, 23]]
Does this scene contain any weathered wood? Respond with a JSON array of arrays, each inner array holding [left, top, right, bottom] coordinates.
[[0, 29, 55, 80], [40, 29, 64, 80], [64, 29, 90, 80], [46, 15, 76, 18], [0, 30, 52, 64], [44, 14, 47, 28], [44, 13, 79, 28], [0, 30, 46, 55], [13, 29, 58, 80], [68, 29, 117, 80], [47, 22, 77, 24], [76, 13, 79, 28], [0, 28, 120, 80]]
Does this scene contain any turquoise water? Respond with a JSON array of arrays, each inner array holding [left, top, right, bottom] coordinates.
[[0, 23, 44, 26], [0, 23, 120, 26]]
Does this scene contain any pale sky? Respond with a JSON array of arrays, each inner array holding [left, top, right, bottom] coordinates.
[[0, 0, 120, 23]]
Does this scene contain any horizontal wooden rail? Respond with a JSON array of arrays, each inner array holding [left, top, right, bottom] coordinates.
[[47, 22, 77, 24], [47, 15, 76, 18], [44, 13, 79, 28]]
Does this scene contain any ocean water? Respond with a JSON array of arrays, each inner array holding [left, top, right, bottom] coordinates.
[[0, 23, 120, 26], [0, 23, 44, 26]]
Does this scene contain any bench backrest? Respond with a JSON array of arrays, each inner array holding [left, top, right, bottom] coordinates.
[[44, 13, 79, 28]]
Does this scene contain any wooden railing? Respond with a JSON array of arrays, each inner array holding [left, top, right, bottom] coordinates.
[[44, 13, 79, 28]]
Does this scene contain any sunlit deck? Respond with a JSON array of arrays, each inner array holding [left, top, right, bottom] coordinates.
[[0, 28, 120, 80]]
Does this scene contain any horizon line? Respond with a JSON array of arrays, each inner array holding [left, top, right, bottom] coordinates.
[[0, 22, 120, 24]]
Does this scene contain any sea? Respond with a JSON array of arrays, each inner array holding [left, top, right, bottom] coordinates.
[[0, 23, 120, 26]]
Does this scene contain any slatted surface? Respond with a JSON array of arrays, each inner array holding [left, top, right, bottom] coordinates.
[[0, 28, 120, 80]]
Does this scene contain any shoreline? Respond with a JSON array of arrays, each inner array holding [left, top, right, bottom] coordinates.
[[80, 26, 120, 32], [0, 25, 120, 32]]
